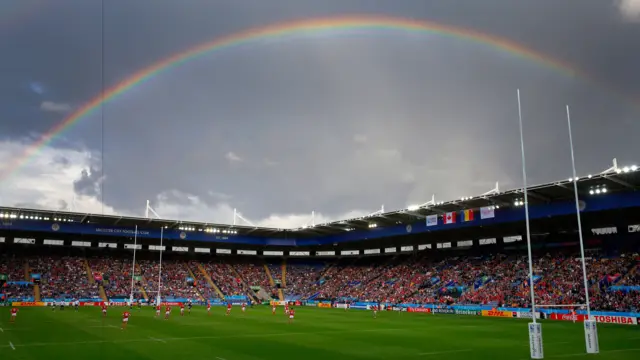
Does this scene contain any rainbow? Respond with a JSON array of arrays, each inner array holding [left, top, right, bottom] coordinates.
[[2, 15, 594, 180]]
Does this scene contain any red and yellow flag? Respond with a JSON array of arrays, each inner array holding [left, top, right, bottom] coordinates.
[[463, 209, 474, 222]]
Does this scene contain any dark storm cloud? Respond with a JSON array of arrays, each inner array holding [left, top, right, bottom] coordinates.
[[1, 0, 639, 221]]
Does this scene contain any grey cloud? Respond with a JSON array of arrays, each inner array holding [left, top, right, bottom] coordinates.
[[1, 0, 639, 223], [40, 101, 72, 113]]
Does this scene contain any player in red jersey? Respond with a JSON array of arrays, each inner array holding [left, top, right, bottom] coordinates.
[[288, 307, 295, 324], [164, 305, 171, 320], [101, 303, 108, 317], [241, 303, 246, 313], [372, 305, 378, 318], [10, 307, 18, 323], [207, 302, 211, 315], [121, 311, 130, 330], [225, 302, 232, 316], [284, 304, 289, 315], [272, 305, 276, 315], [155, 304, 161, 317], [180, 303, 185, 317]]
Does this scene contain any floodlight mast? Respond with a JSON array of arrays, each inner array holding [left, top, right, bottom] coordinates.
[[566, 105, 599, 354], [482, 182, 500, 196], [145, 200, 162, 219], [367, 205, 385, 216], [600, 158, 619, 174], [233, 208, 254, 227]]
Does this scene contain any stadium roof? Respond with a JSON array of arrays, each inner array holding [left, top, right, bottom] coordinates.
[[1, 163, 638, 238]]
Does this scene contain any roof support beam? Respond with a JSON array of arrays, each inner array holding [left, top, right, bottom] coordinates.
[[604, 175, 635, 190]]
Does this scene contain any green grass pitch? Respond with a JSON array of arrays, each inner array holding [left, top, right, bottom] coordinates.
[[1, 306, 638, 359]]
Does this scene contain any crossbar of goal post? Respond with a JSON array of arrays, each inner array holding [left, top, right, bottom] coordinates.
[[536, 304, 586, 308]]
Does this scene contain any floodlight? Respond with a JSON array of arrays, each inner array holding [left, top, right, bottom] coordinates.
[[495, 205, 500, 209], [601, 187, 607, 193], [616, 168, 622, 174], [568, 178, 573, 182], [623, 166, 630, 173], [632, 165, 638, 171], [407, 205, 419, 211], [589, 190, 594, 195], [588, 174, 592, 178], [595, 189, 601, 194]]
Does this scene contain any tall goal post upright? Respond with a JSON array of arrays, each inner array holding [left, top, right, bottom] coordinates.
[[157, 227, 164, 306], [565, 105, 599, 353], [517, 90, 543, 359], [129, 225, 139, 304]]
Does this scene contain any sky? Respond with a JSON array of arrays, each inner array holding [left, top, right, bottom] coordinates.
[[0, 0, 639, 229]]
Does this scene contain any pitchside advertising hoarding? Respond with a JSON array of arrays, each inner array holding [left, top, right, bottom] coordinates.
[[548, 313, 638, 325], [481, 310, 516, 318], [6, 301, 639, 326]]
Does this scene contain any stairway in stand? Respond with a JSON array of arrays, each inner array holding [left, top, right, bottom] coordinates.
[[86, 260, 109, 302], [228, 265, 259, 304], [185, 264, 205, 301], [24, 260, 40, 301], [34, 284, 41, 302], [264, 264, 276, 287], [135, 263, 149, 301], [281, 260, 287, 287], [196, 263, 225, 299], [263, 264, 283, 301], [24, 261, 30, 281], [279, 260, 287, 302], [99, 286, 108, 302]]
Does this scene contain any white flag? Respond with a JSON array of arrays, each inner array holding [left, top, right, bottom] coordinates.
[[426, 215, 438, 227], [480, 206, 495, 219]]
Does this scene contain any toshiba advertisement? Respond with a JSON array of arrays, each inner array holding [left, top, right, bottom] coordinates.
[[549, 313, 637, 325]]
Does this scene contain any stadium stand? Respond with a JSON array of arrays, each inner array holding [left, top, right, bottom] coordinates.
[[1, 169, 639, 313], [1, 247, 639, 311]]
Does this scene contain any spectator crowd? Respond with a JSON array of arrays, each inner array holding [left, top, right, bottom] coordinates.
[[1, 251, 638, 312]]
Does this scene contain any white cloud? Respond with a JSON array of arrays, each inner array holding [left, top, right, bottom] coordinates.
[[225, 151, 243, 163], [0, 140, 367, 229], [0, 140, 115, 214], [151, 189, 370, 228], [617, 0, 640, 21], [40, 101, 72, 113]]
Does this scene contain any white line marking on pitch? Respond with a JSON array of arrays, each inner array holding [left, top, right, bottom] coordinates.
[[0, 327, 3, 333], [216, 357, 227, 360], [149, 337, 166, 343], [0, 327, 403, 348], [548, 348, 640, 358], [418, 349, 471, 356], [9, 342, 15, 350]]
